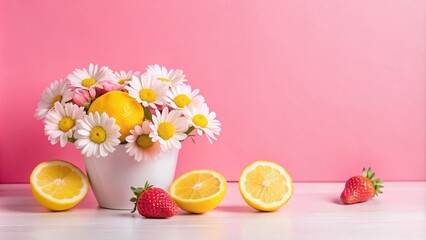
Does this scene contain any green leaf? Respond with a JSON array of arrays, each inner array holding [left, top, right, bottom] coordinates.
[[367, 168, 373, 178], [144, 181, 153, 190], [130, 204, 137, 213], [143, 106, 153, 121], [362, 168, 367, 177], [375, 179, 384, 185]]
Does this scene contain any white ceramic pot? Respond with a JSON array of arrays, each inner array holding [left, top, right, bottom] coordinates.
[[84, 144, 179, 210]]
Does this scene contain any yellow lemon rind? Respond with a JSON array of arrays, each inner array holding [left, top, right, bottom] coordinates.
[[88, 91, 144, 142]]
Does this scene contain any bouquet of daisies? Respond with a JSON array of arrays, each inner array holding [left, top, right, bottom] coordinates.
[[35, 64, 221, 161]]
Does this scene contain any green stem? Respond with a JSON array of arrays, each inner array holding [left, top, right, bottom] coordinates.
[[143, 106, 153, 121], [185, 126, 195, 135]]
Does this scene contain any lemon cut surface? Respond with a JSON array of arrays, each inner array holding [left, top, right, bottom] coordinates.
[[239, 160, 293, 211], [30, 160, 89, 211], [169, 170, 227, 213]]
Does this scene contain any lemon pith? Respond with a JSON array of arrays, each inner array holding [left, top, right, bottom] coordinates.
[[30, 160, 89, 211], [88, 91, 144, 142], [239, 160, 293, 211], [169, 170, 227, 213]]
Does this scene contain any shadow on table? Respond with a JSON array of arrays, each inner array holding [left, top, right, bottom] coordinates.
[[330, 197, 344, 205], [0, 188, 98, 213], [214, 205, 258, 213], [0, 195, 50, 213]]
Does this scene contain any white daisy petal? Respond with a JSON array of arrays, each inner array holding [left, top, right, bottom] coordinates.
[[43, 102, 85, 147], [165, 84, 205, 110], [74, 112, 121, 158], [67, 63, 114, 91], [35, 79, 73, 119], [92, 144, 99, 158], [197, 129, 203, 136], [125, 121, 161, 162], [149, 107, 189, 151], [182, 103, 221, 144], [106, 70, 140, 90], [99, 144, 108, 158], [146, 64, 187, 89], [126, 74, 168, 109]]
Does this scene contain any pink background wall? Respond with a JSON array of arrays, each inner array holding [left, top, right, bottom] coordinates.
[[1, 0, 425, 183]]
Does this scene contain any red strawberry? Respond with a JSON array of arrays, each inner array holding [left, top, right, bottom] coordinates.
[[130, 182, 178, 218], [340, 167, 384, 204]]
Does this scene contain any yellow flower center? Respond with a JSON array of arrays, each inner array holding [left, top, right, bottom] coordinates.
[[58, 117, 75, 132], [136, 134, 154, 149], [192, 114, 208, 128], [139, 89, 157, 103], [118, 78, 131, 85], [173, 94, 191, 108], [90, 126, 107, 143], [158, 122, 175, 140], [157, 77, 171, 83], [81, 78, 96, 88], [49, 96, 62, 108]]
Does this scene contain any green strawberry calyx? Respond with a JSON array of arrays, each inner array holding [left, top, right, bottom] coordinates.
[[130, 181, 153, 213], [362, 167, 384, 197]]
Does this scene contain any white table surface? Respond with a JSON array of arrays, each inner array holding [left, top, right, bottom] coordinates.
[[0, 182, 425, 240]]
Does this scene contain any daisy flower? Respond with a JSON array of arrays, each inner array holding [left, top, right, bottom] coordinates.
[[67, 63, 114, 91], [125, 121, 161, 162], [146, 64, 187, 88], [126, 74, 168, 109], [98, 70, 141, 94], [74, 112, 121, 158], [44, 102, 86, 147], [165, 84, 205, 109], [113, 70, 140, 86], [34, 79, 73, 119], [149, 107, 189, 151], [182, 103, 221, 144]]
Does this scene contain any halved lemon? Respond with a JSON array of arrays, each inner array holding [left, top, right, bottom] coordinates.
[[30, 160, 89, 211], [239, 160, 293, 211], [169, 170, 227, 213]]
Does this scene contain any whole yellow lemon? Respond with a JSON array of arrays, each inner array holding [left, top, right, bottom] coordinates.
[[88, 91, 144, 142]]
